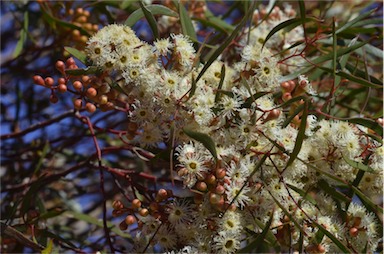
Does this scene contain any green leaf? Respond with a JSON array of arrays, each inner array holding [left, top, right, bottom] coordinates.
[[110, 82, 129, 96], [195, 5, 253, 83], [318, 179, 351, 203], [182, 128, 217, 162], [284, 100, 308, 169], [317, 66, 382, 89], [64, 47, 87, 64], [13, 11, 29, 58], [214, 64, 226, 103], [65, 66, 101, 76], [350, 185, 384, 216], [347, 118, 383, 136], [241, 92, 270, 108], [124, 4, 178, 27], [38, 209, 66, 221], [178, 2, 197, 42], [197, 9, 234, 34], [345, 63, 382, 85], [139, 1, 159, 39], [342, 154, 375, 173], [33, 141, 50, 176], [239, 210, 275, 253], [335, 8, 376, 35], [282, 103, 305, 128], [41, 239, 53, 254], [262, 17, 317, 50], [269, 193, 305, 235], [227, 153, 269, 209], [298, 0, 307, 40], [312, 221, 351, 253], [187, 74, 197, 100], [286, 184, 317, 205], [41, 11, 90, 37], [64, 211, 133, 240], [39, 230, 77, 249], [309, 40, 369, 66]]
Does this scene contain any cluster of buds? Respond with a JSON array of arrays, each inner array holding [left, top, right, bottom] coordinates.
[[66, 7, 98, 46], [112, 188, 175, 231], [33, 57, 119, 113]]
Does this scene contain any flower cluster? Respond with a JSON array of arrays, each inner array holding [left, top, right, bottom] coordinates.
[[83, 11, 383, 252], [33, 2, 382, 253]]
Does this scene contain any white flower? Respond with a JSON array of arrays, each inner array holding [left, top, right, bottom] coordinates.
[[167, 199, 193, 226], [213, 231, 241, 254], [176, 142, 211, 188], [155, 226, 177, 251], [219, 94, 242, 119], [154, 38, 173, 56], [225, 180, 251, 208]]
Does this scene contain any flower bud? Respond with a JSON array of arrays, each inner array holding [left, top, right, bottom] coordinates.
[[196, 181, 207, 192], [206, 174, 216, 185], [209, 192, 221, 205], [119, 221, 128, 231], [73, 81, 83, 91], [86, 87, 97, 98], [215, 185, 225, 195], [85, 102, 96, 113], [33, 75, 45, 86], [282, 92, 292, 102], [125, 215, 136, 225], [44, 77, 54, 87], [58, 84, 67, 93], [216, 168, 226, 179], [55, 61, 65, 73], [112, 200, 123, 210], [66, 57, 75, 67], [349, 227, 358, 237], [132, 199, 141, 209], [139, 208, 149, 217], [73, 99, 83, 110]]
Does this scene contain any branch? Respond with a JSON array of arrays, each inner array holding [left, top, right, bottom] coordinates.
[[0, 222, 45, 252], [0, 110, 77, 140]]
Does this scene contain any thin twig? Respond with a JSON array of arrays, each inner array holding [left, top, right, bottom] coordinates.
[[1, 110, 77, 140], [1, 221, 45, 252]]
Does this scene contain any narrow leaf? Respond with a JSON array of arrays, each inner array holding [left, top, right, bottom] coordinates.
[[64, 47, 87, 64], [318, 179, 351, 203], [282, 104, 305, 128], [270, 193, 305, 235], [13, 11, 29, 58], [342, 154, 375, 173], [284, 100, 308, 169], [139, 1, 159, 39], [178, 2, 197, 42], [351, 185, 384, 215], [182, 128, 218, 162], [241, 92, 270, 108], [312, 221, 351, 253], [195, 6, 253, 83], [239, 210, 274, 253], [65, 211, 133, 240], [33, 141, 50, 176], [335, 8, 376, 35], [317, 66, 382, 89], [347, 118, 383, 136], [262, 17, 317, 50], [286, 184, 317, 205], [41, 239, 53, 254], [214, 64, 226, 103], [65, 66, 100, 76], [125, 4, 178, 27]]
